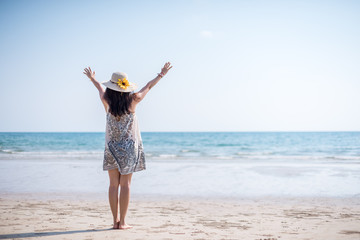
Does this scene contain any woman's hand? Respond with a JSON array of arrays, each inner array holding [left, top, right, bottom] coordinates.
[[160, 62, 173, 76], [83, 67, 96, 80]]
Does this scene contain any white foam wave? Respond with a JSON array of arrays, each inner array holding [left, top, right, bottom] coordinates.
[[1, 149, 359, 163], [325, 156, 360, 161], [158, 154, 177, 158], [216, 156, 233, 160], [180, 149, 199, 153], [1, 149, 14, 153], [237, 151, 273, 156], [0, 151, 103, 161]]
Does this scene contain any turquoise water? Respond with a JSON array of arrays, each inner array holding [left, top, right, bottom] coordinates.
[[0, 132, 359, 161], [1, 132, 359, 197]]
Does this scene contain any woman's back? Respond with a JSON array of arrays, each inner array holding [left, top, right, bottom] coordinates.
[[105, 111, 140, 143]]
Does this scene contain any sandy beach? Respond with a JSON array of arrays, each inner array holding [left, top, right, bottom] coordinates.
[[1, 193, 359, 240], [1, 132, 360, 239]]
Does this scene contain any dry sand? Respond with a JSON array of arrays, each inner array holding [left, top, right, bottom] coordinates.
[[0, 193, 360, 240]]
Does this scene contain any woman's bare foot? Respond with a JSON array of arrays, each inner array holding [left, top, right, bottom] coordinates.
[[112, 221, 120, 229], [119, 222, 132, 230]]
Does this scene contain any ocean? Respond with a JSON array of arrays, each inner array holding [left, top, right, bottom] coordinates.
[[0, 132, 360, 198]]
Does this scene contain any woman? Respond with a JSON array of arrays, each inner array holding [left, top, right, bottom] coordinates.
[[83, 62, 173, 229]]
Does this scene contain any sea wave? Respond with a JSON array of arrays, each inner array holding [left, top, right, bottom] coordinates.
[[180, 149, 200, 153], [158, 154, 178, 159], [0, 151, 103, 161], [0, 149, 24, 154], [325, 156, 360, 161], [236, 151, 274, 156], [1, 149, 359, 163]]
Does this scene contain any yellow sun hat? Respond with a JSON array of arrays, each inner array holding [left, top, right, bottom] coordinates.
[[101, 72, 137, 92]]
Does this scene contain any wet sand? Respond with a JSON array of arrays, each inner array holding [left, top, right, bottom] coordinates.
[[0, 193, 360, 240]]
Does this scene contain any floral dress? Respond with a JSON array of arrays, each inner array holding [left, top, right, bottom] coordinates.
[[103, 111, 146, 174]]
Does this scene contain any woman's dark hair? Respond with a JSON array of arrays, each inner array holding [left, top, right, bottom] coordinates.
[[104, 88, 132, 117]]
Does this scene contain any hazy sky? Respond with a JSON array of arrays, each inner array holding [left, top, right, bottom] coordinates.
[[0, 0, 359, 132]]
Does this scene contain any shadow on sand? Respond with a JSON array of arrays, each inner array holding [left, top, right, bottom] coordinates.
[[0, 228, 114, 239]]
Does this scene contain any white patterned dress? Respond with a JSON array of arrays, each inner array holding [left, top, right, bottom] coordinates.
[[103, 111, 146, 174]]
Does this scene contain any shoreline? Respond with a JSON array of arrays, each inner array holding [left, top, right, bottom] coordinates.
[[1, 190, 360, 201], [1, 193, 360, 240]]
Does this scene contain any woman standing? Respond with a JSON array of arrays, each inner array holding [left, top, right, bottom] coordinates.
[[83, 62, 173, 229]]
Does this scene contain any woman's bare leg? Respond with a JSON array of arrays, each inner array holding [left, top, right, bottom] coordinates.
[[119, 173, 133, 229], [108, 169, 121, 229]]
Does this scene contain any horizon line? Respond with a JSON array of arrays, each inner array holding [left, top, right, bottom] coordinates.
[[0, 131, 360, 133]]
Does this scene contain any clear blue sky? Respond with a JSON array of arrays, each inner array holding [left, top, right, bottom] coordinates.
[[0, 0, 359, 132]]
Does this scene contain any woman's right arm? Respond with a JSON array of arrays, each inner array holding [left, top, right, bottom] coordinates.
[[133, 62, 173, 103], [83, 67, 109, 111]]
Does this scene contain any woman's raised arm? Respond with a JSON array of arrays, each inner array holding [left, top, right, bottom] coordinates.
[[83, 67, 108, 111], [133, 62, 173, 103]]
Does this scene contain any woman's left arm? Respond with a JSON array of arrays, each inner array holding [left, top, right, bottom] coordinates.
[[133, 62, 173, 103], [83, 67, 108, 111]]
